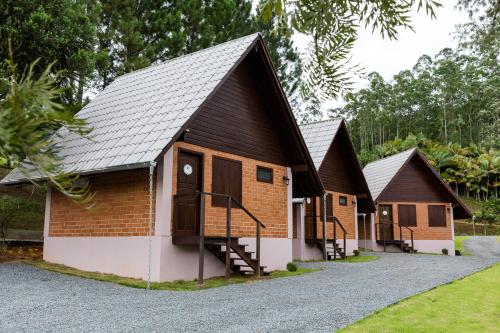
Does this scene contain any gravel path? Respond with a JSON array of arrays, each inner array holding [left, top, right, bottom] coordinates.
[[463, 236, 500, 258], [1, 242, 498, 332]]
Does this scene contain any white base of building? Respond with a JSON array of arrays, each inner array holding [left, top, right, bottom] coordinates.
[[361, 238, 455, 256], [44, 236, 292, 282]]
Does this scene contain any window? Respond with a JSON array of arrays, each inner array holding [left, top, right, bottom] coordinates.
[[428, 205, 446, 227], [320, 193, 333, 222], [256, 166, 273, 183], [398, 205, 417, 227], [339, 196, 348, 206], [212, 156, 242, 207]]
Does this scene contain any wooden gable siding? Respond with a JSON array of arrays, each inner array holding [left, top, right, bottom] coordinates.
[[378, 155, 451, 203], [183, 53, 295, 167], [318, 127, 362, 195]]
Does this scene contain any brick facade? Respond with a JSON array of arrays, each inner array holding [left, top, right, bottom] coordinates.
[[314, 191, 356, 240], [49, 169, 155, 237], [172, 142, 289, 238], [375, 202, 452, 240]]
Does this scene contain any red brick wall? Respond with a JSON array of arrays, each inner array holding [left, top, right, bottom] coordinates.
[[172, 142, 289, 238], [375, 202, 452, 240], [314, 191, 356, 240], [49, 169, 155, 237]]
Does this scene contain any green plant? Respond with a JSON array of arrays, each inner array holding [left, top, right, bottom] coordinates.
[[442, 248, 449, 255], [353, 249, 360, 256], [286, 262, 298, 272], [476, 199, 500, 224], [455, 250, 462, 256]]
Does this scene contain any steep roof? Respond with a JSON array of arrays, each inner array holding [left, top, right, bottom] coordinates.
[[300, 118, 343, 169], [300, 118, 375, 212], [2, 33, 323, 197], [363, 148, 416, 200], [363, 148, 472, 219]]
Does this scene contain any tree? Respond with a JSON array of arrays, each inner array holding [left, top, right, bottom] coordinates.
[[259, 0, 442, 100], [0, 53, 92, 202], [0, 0, 100, 113]]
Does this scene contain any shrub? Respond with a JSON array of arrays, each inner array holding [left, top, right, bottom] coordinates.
[[442, 248, 449, 255], [476, 198, 500, 224], [353, 249, 360, 256], [455, 250, 462, 256], [286, 262, 297, 272]]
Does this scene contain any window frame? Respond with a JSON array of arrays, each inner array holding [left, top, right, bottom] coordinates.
[[320, 193, 334, 222], [339, 196, 348, 206], [256, 165, 273, 184], [397, 204, 417, 227], [428, 205, 447, 227], [211, 156, 242, 207]]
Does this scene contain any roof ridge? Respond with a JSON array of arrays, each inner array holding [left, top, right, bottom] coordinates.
[[115, 33, 261, 82], [364, 147, 416, 169], [300, 117, 344, 127]]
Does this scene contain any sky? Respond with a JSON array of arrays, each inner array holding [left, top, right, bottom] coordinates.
[[290, 0, 469, 109]]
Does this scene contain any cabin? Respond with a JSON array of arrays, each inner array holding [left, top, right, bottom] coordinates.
[[1, 34, 323, 282], [362, 148, 472, 255], [292, 119, 375, 260]]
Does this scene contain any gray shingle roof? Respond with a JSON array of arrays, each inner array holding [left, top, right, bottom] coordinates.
[[299, 118, 343, 170], [2, 34, 260, 184], [362, 148, 416, 200]]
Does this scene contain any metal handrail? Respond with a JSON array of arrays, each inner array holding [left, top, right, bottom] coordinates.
[[333, 216, 347, 260], [399, 224, 414, 253], [375, 222, 393, 252], [189, 190, 265, 284], [375, 221, 414, 253]]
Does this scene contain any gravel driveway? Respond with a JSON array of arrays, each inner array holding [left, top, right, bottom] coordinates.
[[1, 239, 498, 333]]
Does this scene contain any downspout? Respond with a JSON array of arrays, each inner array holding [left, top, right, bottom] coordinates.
[[147, 161, 157, 290]]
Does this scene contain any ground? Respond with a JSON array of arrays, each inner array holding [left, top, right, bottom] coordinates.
[[1, 238, 498, 332]]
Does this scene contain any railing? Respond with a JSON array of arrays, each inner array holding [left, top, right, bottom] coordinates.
[[334, 217, 347, 260], [195, 191, 266, 285], [375, 221, 414, 253]]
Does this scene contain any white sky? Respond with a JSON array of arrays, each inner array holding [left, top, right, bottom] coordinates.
[[290, 0, 469, 109]]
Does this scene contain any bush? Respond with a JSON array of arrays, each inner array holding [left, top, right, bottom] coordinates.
[[442, 248, 449, 255], [286, 262, 297, 272], [476, 199, 500, 224], [353, 249, 360, 256], [455, 250, 462, 256]]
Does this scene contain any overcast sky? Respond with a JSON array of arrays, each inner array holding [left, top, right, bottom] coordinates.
[[290, 0, 469, 109]]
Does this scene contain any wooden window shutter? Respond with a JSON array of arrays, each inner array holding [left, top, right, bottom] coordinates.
[[398, 205, 417, 227], [320, 193, 333, 222], [212, 156, 242, 207], [428, 205, 446, 227]]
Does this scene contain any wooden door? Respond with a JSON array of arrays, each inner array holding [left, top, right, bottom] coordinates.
[[304, 197, 317, 241], [378, 205, 394, 241], [173, 150, 203, 237]]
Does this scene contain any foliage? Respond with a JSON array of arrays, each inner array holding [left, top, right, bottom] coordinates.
[[0, 0, 100, 113], [287, 261, 298, 272], [340, 264, 500, 333], [441, 248, 448, 255], [0, 53, 92, 201], [353, 249, 360, 256], [0, 195, 43, 250], [360, 135, 499, 202], [259, 0, 441, 101], [476, 198, 500, 224]]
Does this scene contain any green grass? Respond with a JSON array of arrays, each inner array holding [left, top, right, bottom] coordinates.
[[23, 260, 318, 291], [340, 264, 500, 333], [336, 255, 379, 263], [455, 236, 471, 256]]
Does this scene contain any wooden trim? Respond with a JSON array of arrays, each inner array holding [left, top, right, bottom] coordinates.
[[397, 204, 417, 227], [428, 204, 447, 227], [256, 165, 273, 184], [211, 156, 242, 208]]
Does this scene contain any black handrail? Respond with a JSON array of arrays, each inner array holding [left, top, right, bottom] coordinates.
[[333, 216, 347, 260], [375, 221, 414, 253], [375, 222, 393, 252], [399, 225, 415, 252], [193, 190, 266, 284]]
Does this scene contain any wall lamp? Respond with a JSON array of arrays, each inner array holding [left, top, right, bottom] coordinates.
[[283, 176, 290, 185]]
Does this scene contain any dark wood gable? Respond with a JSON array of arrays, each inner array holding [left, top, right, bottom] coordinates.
[[317, 123, 374, 213], [379, 155, 452, 203], [184, 53, 292, 166], [181, 40, 322, 198]]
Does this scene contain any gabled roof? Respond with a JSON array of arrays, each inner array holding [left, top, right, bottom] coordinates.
[[363, 148, 416, 200], [300, 118, 375, 212], [363, 148, 472, 219], [2, 33, 323, 197], [300, 118, 343, 170]]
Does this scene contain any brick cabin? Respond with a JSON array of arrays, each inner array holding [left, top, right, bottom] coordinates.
[[2, 34, 323, 281], [362, 148, 472, 255], [293, 119, 375, 260]]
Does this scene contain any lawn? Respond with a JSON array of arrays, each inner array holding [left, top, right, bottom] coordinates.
[[24, 260, 319, 291], [454, 235, 471, 255], [336, 255, 379, 263], [340, 264, 500, 333]]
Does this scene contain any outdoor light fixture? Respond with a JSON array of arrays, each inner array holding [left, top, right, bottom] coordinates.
[[352, 200, 357, 207], [282, 176, 290, 185]]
